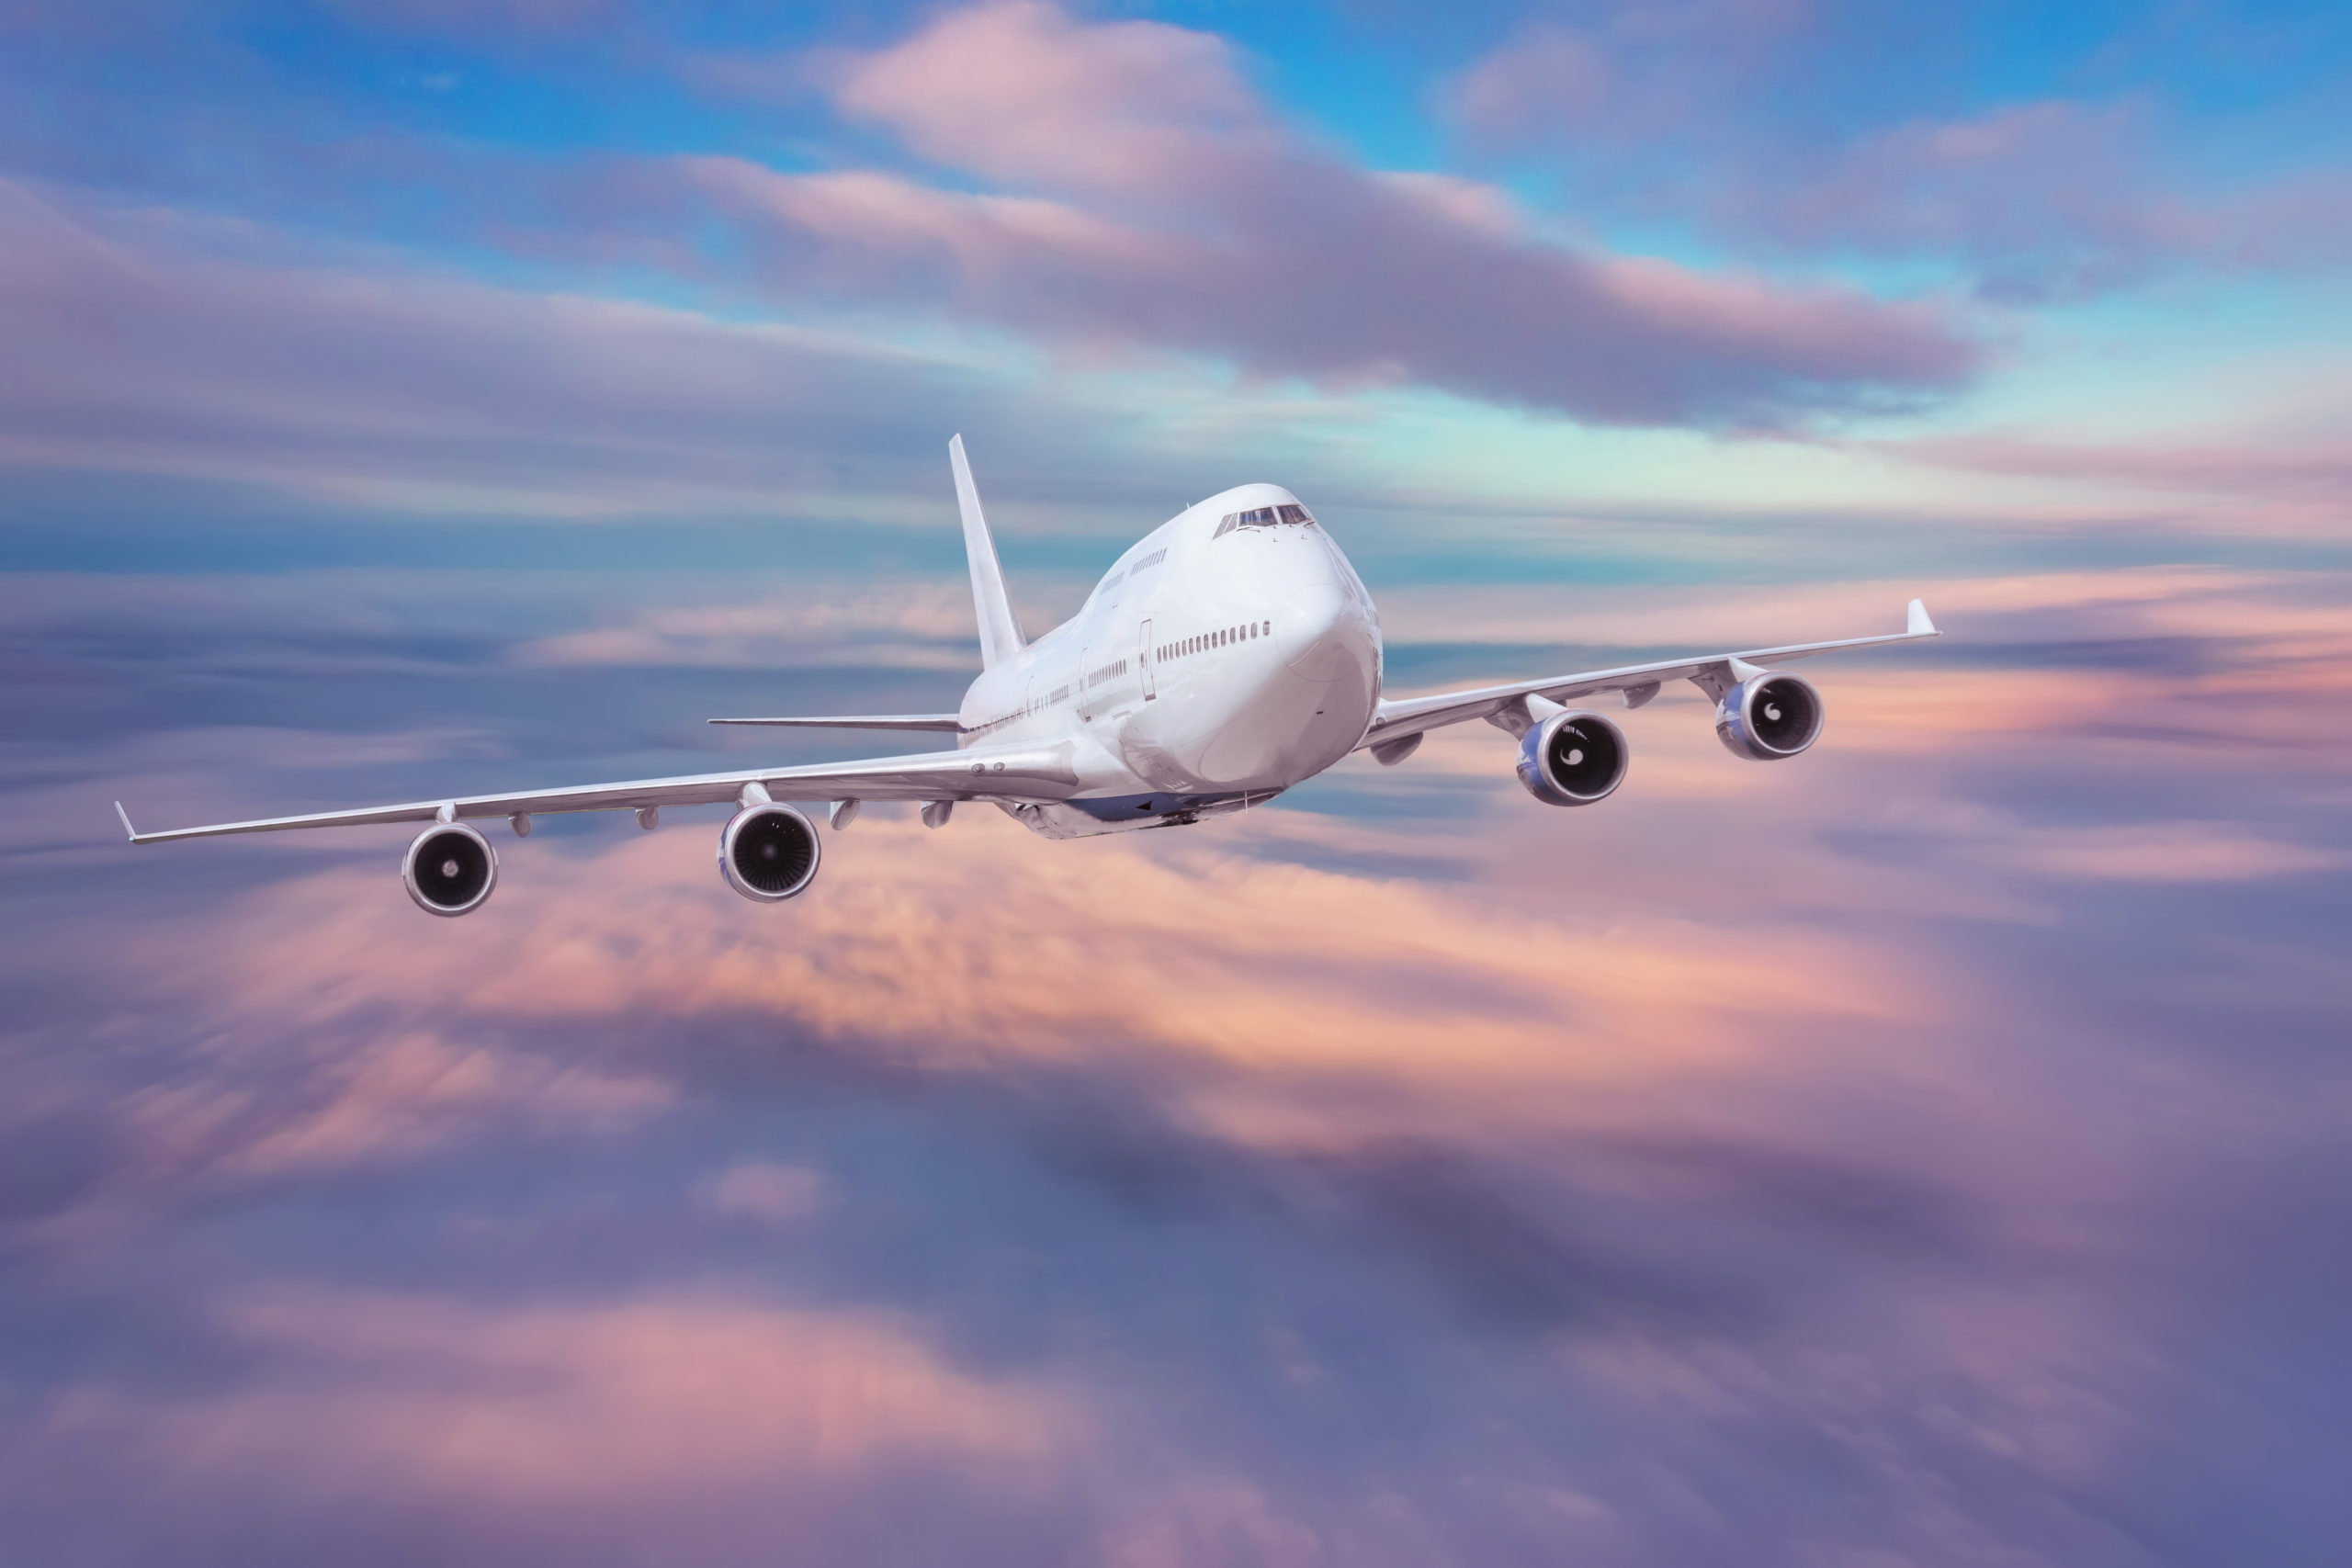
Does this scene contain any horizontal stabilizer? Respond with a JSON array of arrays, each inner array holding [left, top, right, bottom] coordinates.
[[707, 714, 963, 732]]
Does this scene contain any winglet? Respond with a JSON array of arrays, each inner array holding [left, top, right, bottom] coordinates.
[[948, 434, 1027, 671], [114, 800, 140, 844], [1907, 598, 1938, 637]]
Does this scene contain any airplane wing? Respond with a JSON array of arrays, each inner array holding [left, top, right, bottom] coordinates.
[[706, 714, 963, 731], [1358, 599, 1939, 750], [115, 739, 1081, 844]]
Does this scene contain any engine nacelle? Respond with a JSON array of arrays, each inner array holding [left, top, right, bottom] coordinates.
[[1714, 671, 1823, 761], [1516, 709, 1629, 807], [402, 822, 497, 916], [719, 802, 821, 902]]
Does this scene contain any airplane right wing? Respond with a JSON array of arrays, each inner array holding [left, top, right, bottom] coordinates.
[[1358, 599, 1939, 751]]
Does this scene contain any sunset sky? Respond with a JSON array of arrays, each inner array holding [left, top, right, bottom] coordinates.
[[4, 4, 2349, 1564]]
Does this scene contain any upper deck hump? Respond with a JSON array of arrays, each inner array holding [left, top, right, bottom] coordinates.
[[1192, 482, 1302, 518]]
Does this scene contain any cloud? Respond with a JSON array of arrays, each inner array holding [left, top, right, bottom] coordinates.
[[1875, 429, 2352, 506], [2001, 819, 2345, 883], [1445, 11, 2352, 300], [512, 581, 999, 670], [45, 1286, 1076, 1501], [676, 1, 1979, 428], [219, 1031, 673, 1176], [187, 815, 1928, 1133], [7, 554, 2352, 1563], [1733, 101, 2210, 299], [696, 1160, 825, 1223], [1446, 5, 1811, 156], [0, 178, 1053, 516]]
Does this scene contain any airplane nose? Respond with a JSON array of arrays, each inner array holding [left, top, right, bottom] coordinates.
[[1275, 580, 1354, 682]]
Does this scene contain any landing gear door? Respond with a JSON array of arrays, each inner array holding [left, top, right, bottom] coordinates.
[[1139, 618, 1156, 700]]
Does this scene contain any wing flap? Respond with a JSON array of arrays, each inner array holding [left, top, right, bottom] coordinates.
[[121, 742, 1080, 844], [1358, 600, 1939, 750]]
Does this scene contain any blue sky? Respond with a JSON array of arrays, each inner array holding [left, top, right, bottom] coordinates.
[[2, 4, 2350, 1565]]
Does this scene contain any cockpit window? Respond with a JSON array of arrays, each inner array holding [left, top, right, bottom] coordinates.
[[1215, 502, 1314, 536]]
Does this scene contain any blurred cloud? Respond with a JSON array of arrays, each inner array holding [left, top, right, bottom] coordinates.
[[513, 582, 991, 670], [3, 554, 2349, 1563], [186, 818, 1928, 1127], [696, 1160, 825, 1224], [220, 1031, 673, 1176], [49, 1286, 1076, 1497]]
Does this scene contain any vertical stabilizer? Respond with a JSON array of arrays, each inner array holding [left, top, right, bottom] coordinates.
[[948, 434, 1026, 671]]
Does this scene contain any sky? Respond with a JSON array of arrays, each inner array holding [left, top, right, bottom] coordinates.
[[2, 3, 2350, 1564]]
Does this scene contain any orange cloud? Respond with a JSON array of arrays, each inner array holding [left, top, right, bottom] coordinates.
[[172, 802, 1928, 1168]]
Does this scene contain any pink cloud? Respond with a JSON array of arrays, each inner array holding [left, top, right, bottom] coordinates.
[[2007, 821, 2345, 883], [1735, 101, 2218, 299], [0, 179, 1044, 515], [192, 815, 1929, 1138], [673, 1, 1978, 427], [48, 1287, 1076, 1501], [831, 0, 1262, 194], [1445, 4, 1813, 152], [1879, 432, 2352, 497], [696, 1160, 826, 1223], [1447, 18, 2352, 300]]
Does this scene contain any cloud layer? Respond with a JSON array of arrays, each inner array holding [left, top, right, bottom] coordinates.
[[5, 557, 2347, 1564]]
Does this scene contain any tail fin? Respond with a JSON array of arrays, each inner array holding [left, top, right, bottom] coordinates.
[[949, 434, 1025, 671]]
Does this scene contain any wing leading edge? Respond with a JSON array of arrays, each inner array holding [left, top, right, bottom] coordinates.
[[1358, 599, 1939, 750], [116, 740, 1081, 845]]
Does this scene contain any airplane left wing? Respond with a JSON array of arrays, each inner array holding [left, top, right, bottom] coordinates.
[[707, 714, 963, 731], [117, 740, 1082, 844], [1358, 599, 1939, 751]]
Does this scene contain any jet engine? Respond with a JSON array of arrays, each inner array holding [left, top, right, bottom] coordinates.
[[402, 822, 498, 916], [1714, 671, 1823, 761], [1516, 709, 1629, 807], [719, 801, 822, 902]]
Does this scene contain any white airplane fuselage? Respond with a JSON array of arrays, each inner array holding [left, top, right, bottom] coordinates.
[[956, 483, 1382, 838]]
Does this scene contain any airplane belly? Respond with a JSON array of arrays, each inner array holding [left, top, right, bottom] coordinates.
[[1117, 682, 1220, 789]]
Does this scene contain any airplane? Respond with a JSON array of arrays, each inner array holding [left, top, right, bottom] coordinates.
[[116, 435, 1939, 916]]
